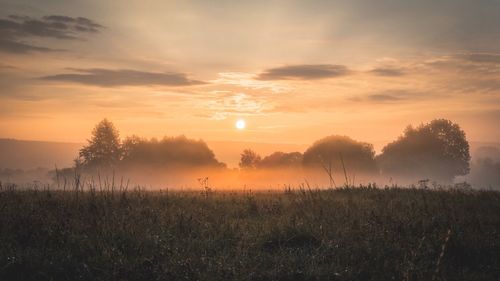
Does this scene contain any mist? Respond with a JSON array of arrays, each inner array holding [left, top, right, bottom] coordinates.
[[44, 165, 388, 192], [1, 119, 499, 191], [458, 146, 500, 190]]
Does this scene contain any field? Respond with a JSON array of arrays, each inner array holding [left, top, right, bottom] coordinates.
[[0, 184, 499, 281]]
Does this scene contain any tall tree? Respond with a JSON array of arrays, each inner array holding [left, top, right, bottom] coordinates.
[[377, 119, 470, 182], [239, 149, 261, 169], [302, 135, 378, 174], [79, 119, 122, 168]]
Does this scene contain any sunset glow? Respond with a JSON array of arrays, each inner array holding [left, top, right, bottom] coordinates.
[[1, 2, 499, 278], [0, 0, 498, 150], [0, 0, 497, 169], [235, 119, 246, 130]]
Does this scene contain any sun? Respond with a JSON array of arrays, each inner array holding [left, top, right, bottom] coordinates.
[[235, 119, 246, 130]]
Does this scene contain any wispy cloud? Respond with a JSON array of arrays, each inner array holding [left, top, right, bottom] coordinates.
[[367, 94, 402, 102], [41, 68, 205, 87], [0, 14, 103, 54], [369, 67, 405, 76], [212, 72, 288, 93], [258, 64, 351, 80], [203, 92, 271, 120], [362, 90, 426, 103], [0, 39, 55, 54], [422, 53, 500, 75], [453, 53, 500, 64]]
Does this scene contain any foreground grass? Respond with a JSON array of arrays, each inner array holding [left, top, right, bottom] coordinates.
[[0, 186, 499, 281]]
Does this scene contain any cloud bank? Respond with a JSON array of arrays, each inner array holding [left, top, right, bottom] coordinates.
[[369, 67, 405, 77], [0, 14, 103, 53], [258, 64, 350, 80], [41, 68, 205, 87]]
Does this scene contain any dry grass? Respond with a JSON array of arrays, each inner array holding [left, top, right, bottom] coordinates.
[[0, 183, 499, 280]]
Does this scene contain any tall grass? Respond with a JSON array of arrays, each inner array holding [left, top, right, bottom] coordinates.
[[0, 182, 499, 280]]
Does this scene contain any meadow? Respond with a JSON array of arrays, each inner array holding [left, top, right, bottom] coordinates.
[[0, 183, 499, 281]]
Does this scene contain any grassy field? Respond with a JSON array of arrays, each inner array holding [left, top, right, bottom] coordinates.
[[0, 185, 499, 281]]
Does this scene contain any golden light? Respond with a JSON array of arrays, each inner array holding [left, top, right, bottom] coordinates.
[[235, 119, 246, 130]]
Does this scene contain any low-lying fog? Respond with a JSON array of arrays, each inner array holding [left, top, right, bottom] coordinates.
[[1, 160, 499, 191], [1, 120, 499, 191]]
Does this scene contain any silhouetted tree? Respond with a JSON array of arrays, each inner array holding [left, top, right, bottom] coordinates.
[[121, 135, 225, 168], [239, 149, 261, 169], [121, 135, 143, 160], [79, 119, 122, 168], [302, 135, 378, 174], [377, 119, 470, 182], [259, 151, 303, 168]]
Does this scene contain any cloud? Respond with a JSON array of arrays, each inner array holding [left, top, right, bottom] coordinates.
[[369, 67, 405, 76], [0, 38, 55, 54], [258, 64, 350, 80], [454, 53, 500, 64], [204, 92, 270, 119], [42, 15, 103, 31], [423, 53, 500, 75], [308, 0, 500, 53], [0, 14, 103, 54], [0, 64, 16, 70], [40, 68, 205, 87], [211, 72, 289, 93], [364, 90, 425, 103], [448, 79, 500, 94], [367, 94, 402, 102], [410, 53, 500, 99]]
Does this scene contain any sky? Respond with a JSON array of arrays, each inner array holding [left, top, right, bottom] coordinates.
[[0, 0, 499, 147]]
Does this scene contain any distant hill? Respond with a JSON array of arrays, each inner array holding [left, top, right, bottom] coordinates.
[[0, 139, 82, 170]]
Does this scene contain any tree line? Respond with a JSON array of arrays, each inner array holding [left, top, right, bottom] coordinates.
[[75, 118, 471, 182], [76, 119, 225, 170]]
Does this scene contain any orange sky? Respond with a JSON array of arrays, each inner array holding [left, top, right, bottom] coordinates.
[[0, 0, 499, 147]]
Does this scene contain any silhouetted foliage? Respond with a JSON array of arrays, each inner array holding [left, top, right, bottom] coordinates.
[[121, 135, 225, 168], [378, 119, 470, 182], [239, 149, 261, 169], [258, 152, 303, 169], [302, 135, 378, 174], [77, 120, 225, 170], [79, 119, 121, 168]]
